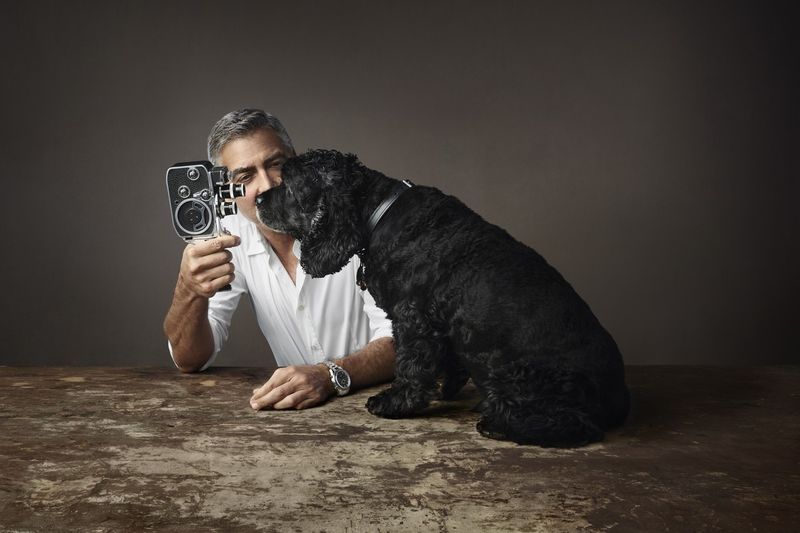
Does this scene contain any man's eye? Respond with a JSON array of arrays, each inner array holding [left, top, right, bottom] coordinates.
[[235, 175, 252, 183]]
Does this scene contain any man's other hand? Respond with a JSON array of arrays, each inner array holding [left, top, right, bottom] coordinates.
[[179, 234, 240, 299], [250, 364, 334, 410]]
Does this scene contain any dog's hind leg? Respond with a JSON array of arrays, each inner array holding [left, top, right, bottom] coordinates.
[[478, 404, 604, 447], [477, 363, 605, 447]]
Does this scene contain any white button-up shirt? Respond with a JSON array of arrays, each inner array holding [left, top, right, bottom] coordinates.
[[170, 213, 393, 371]]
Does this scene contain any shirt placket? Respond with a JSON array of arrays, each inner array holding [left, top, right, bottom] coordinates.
[[294, 263, 324, 362]]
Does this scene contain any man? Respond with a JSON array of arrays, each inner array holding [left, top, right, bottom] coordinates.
[[163, 109, 395, 411]]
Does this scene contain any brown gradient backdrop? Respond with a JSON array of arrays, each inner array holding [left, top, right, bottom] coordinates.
[[1, 0, 797, 366]]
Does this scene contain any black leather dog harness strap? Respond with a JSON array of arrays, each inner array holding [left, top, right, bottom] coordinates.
[[366, 179, 414, 234]]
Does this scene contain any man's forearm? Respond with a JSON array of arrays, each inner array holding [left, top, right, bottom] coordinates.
[[335, 336, 395, 390], [163, 275, 215, 373]]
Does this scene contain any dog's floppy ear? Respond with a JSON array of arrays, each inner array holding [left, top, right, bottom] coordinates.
[[297, 150, 365, 278]]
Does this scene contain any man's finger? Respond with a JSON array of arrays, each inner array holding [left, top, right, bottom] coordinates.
[[252, 369, 286, 399], [196, 234, 241, 254], [294, 397, 321, 410], [195, 250, 234, 270], [200, 262, 235, 282], [251, 381, 273, 401], [272, 390, 311, 410], [251, 382, 294, 410], [208, 273, 235, 292]]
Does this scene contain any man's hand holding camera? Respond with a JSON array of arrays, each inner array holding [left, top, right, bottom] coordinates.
[[178, 234, 240, 299]]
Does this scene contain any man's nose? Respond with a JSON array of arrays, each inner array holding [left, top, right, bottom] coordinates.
[[258, 172, 283, 192], [252, 171, 275, 195]]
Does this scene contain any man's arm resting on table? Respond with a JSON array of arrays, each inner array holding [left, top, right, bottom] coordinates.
[[334, 336, 395, 390], [163, 275, 215, 373], [249, 336, 396, 410]]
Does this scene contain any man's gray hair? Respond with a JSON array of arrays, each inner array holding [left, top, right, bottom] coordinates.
[[207, 109, 296, 164]]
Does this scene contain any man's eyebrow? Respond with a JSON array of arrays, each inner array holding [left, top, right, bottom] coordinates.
[[229, 154, 287, 177], [229, 165, 255, 177]]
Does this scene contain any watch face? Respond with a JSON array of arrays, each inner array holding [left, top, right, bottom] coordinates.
[[334, 368, 351, 389]]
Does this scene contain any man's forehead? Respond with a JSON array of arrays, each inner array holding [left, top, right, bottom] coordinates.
[[219, 128, 290, 167]]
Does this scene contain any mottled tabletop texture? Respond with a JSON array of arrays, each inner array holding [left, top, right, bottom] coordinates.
[[1, 366, 798, 532]]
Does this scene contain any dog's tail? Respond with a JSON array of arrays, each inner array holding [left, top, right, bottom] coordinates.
[[479, 362, 620, 447]]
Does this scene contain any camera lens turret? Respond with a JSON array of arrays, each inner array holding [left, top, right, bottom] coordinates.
[[217, 202, 238, 217], [217, 183, 246, 200]]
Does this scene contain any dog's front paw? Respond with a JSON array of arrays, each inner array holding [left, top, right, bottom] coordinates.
[[366, 387, 416, 419]]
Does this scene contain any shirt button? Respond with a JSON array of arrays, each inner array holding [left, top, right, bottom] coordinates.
[[298, 304, 305, 311]]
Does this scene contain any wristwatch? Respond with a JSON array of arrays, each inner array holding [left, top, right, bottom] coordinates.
[[321, 360, 351, 396]]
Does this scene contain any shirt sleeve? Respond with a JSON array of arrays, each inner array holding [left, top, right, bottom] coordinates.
[[350, 255, 393, 342], [205, 271, 247, 364], [360, 287, 394, 342]]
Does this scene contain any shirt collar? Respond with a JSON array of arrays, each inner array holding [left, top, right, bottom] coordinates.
[[244, 218, 268, 256], [242, 216, 302, 260]]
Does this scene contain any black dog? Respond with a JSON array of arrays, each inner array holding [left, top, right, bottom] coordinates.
[[256, 149, 629, 447]]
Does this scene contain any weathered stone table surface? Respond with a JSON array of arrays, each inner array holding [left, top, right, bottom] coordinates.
[[0, 366, 798, 532]]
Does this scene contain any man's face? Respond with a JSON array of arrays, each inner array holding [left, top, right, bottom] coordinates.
[[218, 128, 293, 228]]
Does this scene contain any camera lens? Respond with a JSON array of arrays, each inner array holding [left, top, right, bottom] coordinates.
[[187, 167, 200, 181], [186, 208, 202, 225], [176, 199, 212, 235]]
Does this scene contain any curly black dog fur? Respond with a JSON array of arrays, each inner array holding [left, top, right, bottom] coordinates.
[[256, 149, 630, 447]]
